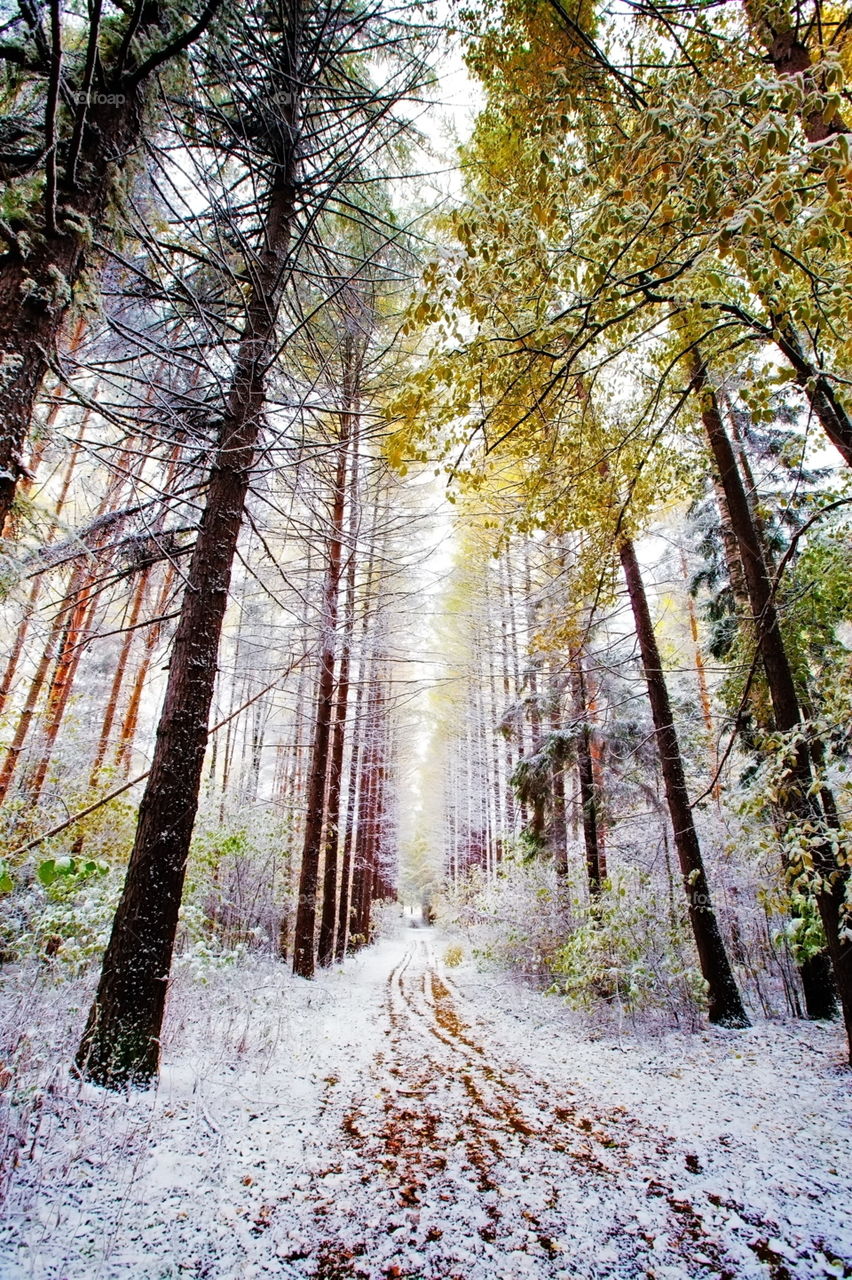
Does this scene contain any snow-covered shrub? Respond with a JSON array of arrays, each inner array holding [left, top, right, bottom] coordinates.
[[370, 899, 404, 941], [0, 858, 123, 974], [436, 856, 571, 980], [181, 805, 295, 957], [435, 852, 712, 1027], [0, 793, 136, 972], [549, 868, 706, 1027]]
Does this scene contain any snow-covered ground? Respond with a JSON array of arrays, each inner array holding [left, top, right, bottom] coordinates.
[[1, 925, 850, 1279]]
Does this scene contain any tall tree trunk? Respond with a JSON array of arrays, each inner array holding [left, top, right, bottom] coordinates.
[[487, 581, 506, 867], [570, 650, 603, 895], [335, 692, 364, 961], [20, 579, 100, 804], [334, 480, 379, 961], [113, 564, 178, 776], [360, 680, 389, 940], [0, 407, 88, 715], [351, 712, 377, 947], [350, 655, 388, 945], [692, 355, 849, 1043], [523, 547, 545, 842], [588, 690, 608, 880], [547, 665, 568, 876], [318, 387, 359, 968], [504, 544, 527, 827], [498, 554, 517, 832], [292, 400, 352, 979], [75, 66, 301, 1084], [744, 0, 848, 142], [737, 8, 852, 465], [619, 536, 750, 1028]]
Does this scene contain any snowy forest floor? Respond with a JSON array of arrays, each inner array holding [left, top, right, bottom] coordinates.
[[1, 924, 851, 1280]]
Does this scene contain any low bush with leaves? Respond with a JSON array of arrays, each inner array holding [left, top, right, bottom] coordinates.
[[435, 852, 571, 980], [0, 853, 121, 973], [549, 870, 707, 1028], [180, 804, 296, 959]]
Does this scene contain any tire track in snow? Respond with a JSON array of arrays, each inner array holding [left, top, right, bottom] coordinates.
[[298, 936, 848, 1279], [313, 938, 727, 1278], [394, 938, 739, 1276]]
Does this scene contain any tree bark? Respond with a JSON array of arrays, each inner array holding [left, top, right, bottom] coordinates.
[[292, 398, 351, 978], [318, 382, 359, 967], [619, 536, 750, 1028], [351, 718, 377, 946], [570, 650, 603, 895], [75, 56, 301, 1084], [770, 314, 852, 468], [744, 0, 849, 143], [692, 355, 850, 1042]]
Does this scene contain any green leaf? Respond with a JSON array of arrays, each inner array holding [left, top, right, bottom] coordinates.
[[37, 856, 76, 886], [0, 860, 12, 894]]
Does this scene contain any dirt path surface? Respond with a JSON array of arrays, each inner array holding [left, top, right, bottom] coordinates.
[[2, 928, 850, 1279], [289, 933, 845, 1280]]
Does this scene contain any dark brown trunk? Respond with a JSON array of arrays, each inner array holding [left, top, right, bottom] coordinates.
[[692, 355, 849, 1044], [745, 2, 849, 143], [694, 355, 805, 729], [318, 389, 359, 968], [0, 230, 95, 528], [352, 667, 388, 945], [570, 651, 602, 895], [588, 688, 608, 879], [113, 564, 177, 775], [292, 404, 351, 979], [351, 727, 377, 947], [75, 90, 300, 1084], [619, 536, 750, 1028], [770, 314, 852, 468], [753, 14, 852, 466], [335, 492, 379, 961]]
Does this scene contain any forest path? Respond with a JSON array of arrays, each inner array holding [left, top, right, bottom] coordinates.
[[286, 930, 841, 1279], [3, 927, 850, 1280]]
